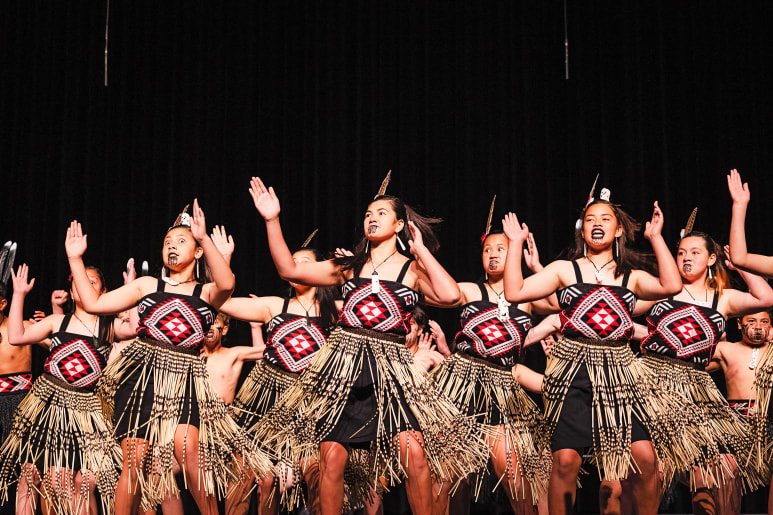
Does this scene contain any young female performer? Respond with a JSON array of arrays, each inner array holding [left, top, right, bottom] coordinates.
[[0, 264, 131, 515], [66, 200, 271, 515], [220, 235, 343, 515], [248, 176, 488, 515], [502, 192, 706, 514], [429, 199, 551, 512], [635, 220, 773, 507], [727, 168, 773, 513]]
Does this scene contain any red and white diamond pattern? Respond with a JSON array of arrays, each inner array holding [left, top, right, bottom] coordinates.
[[569, 288, 633, 340], [270, 318, 326, 373], [464, 308, 522, 358], [144, 298, 203, 348], [659, 305, 716, 358], [47, 339, 103, 388], [341, 285, 407, 332]]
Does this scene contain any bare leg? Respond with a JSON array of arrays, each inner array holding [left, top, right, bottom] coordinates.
[[548, 449, 582, 515], [116, 437, 148, 515], [362, 489, 383, 515], [488, 426, 536, 514], [692, 454, 741, 515], [301, 458, 321, 515], [395, 431, 433, 515], [224, 467, 255, 515], [173, 424, 217, 515], [72, 469, 97, 515], [599, 479, 623, 515], [448, 478, 470, 515], [629, 440, 660, 515], [16, 464, 40, 515], [318, 441, 348, 515], [257, 474, 278, 515]]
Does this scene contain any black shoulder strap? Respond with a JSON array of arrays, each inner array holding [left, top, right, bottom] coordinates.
[[571, 260, 584, 283], [192, 282, 203, 298], [711, 290, 719, 310], [282, 297, 291, 312], [58, 313, 73, 332], [622, 270, 631, 289], [477, 282, 489, 302], [156, 277, 165, 292], [396, 259, 413, 283]]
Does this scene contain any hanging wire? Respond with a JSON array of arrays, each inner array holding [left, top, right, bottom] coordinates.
[[563, 0, 569, 80], [104, 0, 110, 86]]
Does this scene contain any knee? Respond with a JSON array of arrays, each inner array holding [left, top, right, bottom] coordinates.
[[553, 450, 582, 479], [320, 443, 348, 481], [631, 442, 657, 476]]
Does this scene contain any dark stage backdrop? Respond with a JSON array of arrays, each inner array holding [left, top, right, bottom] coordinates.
[[2, 1, 773, 513]]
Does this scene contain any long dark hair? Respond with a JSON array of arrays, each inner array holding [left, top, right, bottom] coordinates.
[[678, 231, 728, 296], [162, 226, 212, 283], [70, 265, 116, 346], [567, 200, 654, 278], [334, 195, 442, 273], [290, 247, 340, 328]]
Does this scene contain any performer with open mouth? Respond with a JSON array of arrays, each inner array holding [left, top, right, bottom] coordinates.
[[66, 200, 272, 515], [248, 173, 489, 515], [502, 182, 710, 515]]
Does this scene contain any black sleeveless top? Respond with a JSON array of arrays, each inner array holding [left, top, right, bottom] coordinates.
[[454, 282, 532, 367], [338, 260, 420, 335], [263, 297, 330, 373], [557, 261, 637, 341], [136, 279, 217, 349], [45, 313, 108, 389], [639, 293, 726, 367]]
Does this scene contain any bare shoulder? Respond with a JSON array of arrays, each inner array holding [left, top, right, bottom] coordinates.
[[458, 282, 482, 303]]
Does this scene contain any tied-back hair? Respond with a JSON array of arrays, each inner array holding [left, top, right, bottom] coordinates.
[[333, 195, 442, 274], [481, 229, 505, 246], [290, 247, 341, 328], [567, 200, 655, 278], [70, 265, 116, 346], [679, 231, 728, 297]]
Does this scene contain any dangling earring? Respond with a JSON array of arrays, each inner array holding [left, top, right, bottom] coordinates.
[[708, 265, 713, 280], [195, 259, 200, 280], [583, 242, 587, 257], [161, 267, 169, 281], [365, 239, 370, 254], [615, 237, 619, 259], [396, 234, 407, 252]]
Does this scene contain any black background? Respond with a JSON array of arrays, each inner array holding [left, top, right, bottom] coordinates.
[[2, 1, 773, 513]]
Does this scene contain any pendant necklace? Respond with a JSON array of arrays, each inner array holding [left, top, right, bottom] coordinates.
[[486, 281, 511, 322], [749, 347, 761, 370], [682, 285, 708, 305], [294, 297, 315, 327], [162, 276, 197, 287], [369, 250, 398, 294], [585, 256, 614, 283], [73, 312, 100, 347]]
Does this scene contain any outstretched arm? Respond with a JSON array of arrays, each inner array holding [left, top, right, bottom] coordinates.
[[219, 295, 277, 324], [727, 169, 773, 275], [512, 364, 543, 394], [523, 313, 561, 347], [723, 245, 773, 317], [7, 265, 58, 345], [502, 213, 562, 303], [249, 177, 343, 286], [190, 199, 235, 308], [631, 202, 682, 300], [66, 221, 152, 314]]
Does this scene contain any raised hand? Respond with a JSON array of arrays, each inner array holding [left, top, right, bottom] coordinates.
[[428, 320, 451, 357], [65, 221, 88, 258], [190, 198, 208, 241], [122, 258, 136, 284], [723, 244, 737, 271], [407, 221, 424, 257], [643, 201, 664, 241], [211, 225, 235, 260], [29, 310, 46, 323], [727, 168, 750, 205], [334, 248, 354, 259], [502, 213, 529, 244], [248, 177, 281, 221], [51, 290, 69, 307], [11, 264, 35, 295], [523, 232, 542, 272]]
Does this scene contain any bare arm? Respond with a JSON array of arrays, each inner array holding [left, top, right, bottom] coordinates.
[[409, 223, 460, 305], [723, 245, 773, 317], [630, 202, 682, 300], [512, 364, 543, 394], [632, 322, 649, 342], [523, 313, 561, 347], [249, 177, 343, 286], [219, 296, 278, 323], [233, 344, 264, 363], [189, 200, 235, 308], [502, 213, 562, 302], [250, 321, 266, 355], [727, 169, 773, 274], [7, 265, 59, 345]]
